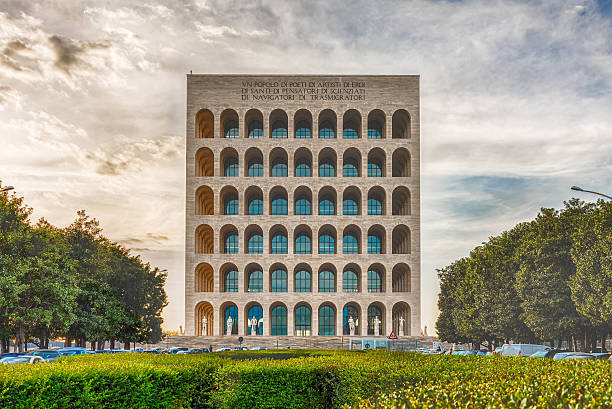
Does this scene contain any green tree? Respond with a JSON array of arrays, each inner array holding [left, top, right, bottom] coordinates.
[[570, 200, 612, 346], [514, 201, 591, 346]]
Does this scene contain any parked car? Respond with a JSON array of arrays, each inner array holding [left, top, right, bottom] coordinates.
[[529, 349, 560, 359], [1, 355, 44, 365], [501, 344, 549, 357], [215, 347, 232, 352], [0, 352, 25, 359], [563, 353, 595, 360], [590, 353, 611, 360], [58, 347, 88, 357], [23, 349, 62, 362], [250, 347, 268, 351], [452, 350, 477, 356], [167, 347, 190, 354]]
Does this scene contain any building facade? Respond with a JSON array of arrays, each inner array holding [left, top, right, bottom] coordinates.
[[185, 75, 420, 338]]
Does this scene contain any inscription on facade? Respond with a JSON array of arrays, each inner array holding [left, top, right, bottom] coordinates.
[[240, 80, 366, 101]]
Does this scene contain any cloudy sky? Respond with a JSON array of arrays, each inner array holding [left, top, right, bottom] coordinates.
[[1, 0, 611, 334]]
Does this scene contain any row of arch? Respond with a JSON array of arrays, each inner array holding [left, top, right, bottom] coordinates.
[[195, 147, 410, 178], [196, 108, 411, 140], [195, 262, 411, 293], [194, 224, 411, 255], [195, 300, 411, 336], [196, 185, 411, 217]]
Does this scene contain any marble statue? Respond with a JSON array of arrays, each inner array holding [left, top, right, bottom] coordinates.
[[348, 316, 355, 336], [398, 316, 405, 337], [201, 317, 207, 336], [373, 316, 380, 336], [226, 315, 233, 335], [250, 316, 258, 335]]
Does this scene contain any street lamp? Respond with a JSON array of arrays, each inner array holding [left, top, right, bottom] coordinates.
[[1, 186, 14, 192], [570, 186, 612, 200]]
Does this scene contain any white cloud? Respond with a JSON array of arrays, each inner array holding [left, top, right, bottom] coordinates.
[[0, 0, 611, 332]]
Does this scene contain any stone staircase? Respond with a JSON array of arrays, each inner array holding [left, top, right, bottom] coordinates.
[[138, 335, 446, 351]]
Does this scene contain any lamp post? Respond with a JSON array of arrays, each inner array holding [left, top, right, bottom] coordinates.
[[570, 186, 612, 200], [1, 186, 14, 192]]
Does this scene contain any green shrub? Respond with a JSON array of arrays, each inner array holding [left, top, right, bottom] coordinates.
[[0, 351, 609, 409]]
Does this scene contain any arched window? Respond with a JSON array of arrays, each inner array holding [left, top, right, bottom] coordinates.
[[318, 197, 335, 215], [343, 270, 359, 292], [223, 192, 238, 215], [368, 197, 383, 215], [295, 305, 311, 336], [343, 121, 359, 139], [343, 232, 359, 254], [271, 197, 287, 215], [343, 198, 358, 215], [318, 305, 335, 336], [295, 120, 311, 138], [224, 231, 238, 254], [295, 232, 312, 254], [224, 270, 238, 292], [368, 120, 382, 139], [318, 120, 335, 139], [318, 233, 335, 254], [271, 305, 287, 335], [318, 270, 335, 292], [295, 196, 311, 215], [319, 148, 336, 177], [247, 269, 263, 292], [224, 120, 239, 138], [248, 157, 263, 177], [343, 305, 360, 335], [368, 233, 382, 254], [295, 159, 311, 177], [271, 120, 287, 138], [223, 305, 238, 334], [271, 159, 288, 177], [367, 305, 383, 335], [196, 186, 214, 215], [271, 268, 287, 292], [247, 305, 263, 335], [248, 120, 263, 138], [319, 162, 335, 177], [295, 269, 311, 292], [247, 232, 263, 254], [343, 158, 359, 177], [248, 197, 263, 215], [224, 157, 238, 177], [271, 231, 288, 254], [368, 159, 383, 177], [368, 269, 382, 292]]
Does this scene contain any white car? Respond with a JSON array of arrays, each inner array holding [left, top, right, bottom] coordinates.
[[1, 356, 44, 365]]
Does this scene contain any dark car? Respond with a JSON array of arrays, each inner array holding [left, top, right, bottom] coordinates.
[[23, 349, 62, 362], [591, 353, 611, 360], [58, 347, 88, 357], [0, 352, 25, 359], [560, 352, 595, 360], [167, 347, 189, 354]]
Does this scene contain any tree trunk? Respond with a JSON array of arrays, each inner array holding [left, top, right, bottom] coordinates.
[[64, 337, 71, 347], [124, 341, 130, 350], [17, 321, 24, 353], [110, 339, 115, 349]]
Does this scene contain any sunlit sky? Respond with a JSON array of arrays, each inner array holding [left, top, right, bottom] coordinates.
[[1, 0, 611, 334]]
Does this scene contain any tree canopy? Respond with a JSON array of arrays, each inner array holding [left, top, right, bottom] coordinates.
[[436, 199, 611, 351], [0, 189, 168, 352]]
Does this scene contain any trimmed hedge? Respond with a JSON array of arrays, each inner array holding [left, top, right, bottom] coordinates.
[[0, 351, 610, 409]]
